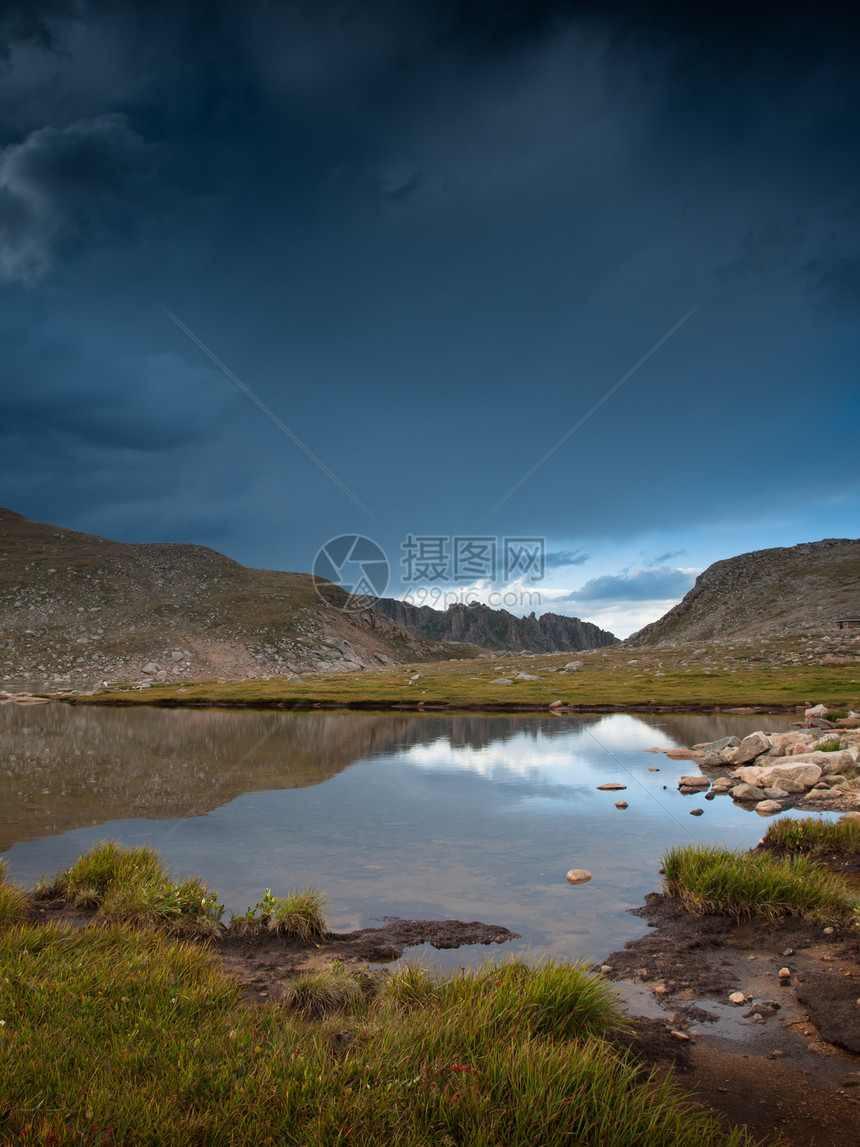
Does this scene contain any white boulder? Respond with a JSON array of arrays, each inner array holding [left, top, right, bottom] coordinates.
[[733, 761, 823, 789]]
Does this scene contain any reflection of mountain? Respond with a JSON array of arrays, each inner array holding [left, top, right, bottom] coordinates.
[[0, 708, 605, 852], [640, 713, 783, 747], [3, 707, 759, 854]]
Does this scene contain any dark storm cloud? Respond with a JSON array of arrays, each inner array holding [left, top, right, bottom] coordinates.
[[570, 566, 695, 602], [0, 113, 159, 281], [0, 0, 857, 575]]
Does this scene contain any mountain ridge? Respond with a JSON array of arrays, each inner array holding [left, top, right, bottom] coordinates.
[[0, 508, 484, 688], [374, 596, 617, 652], [627, 538, 860, 645]]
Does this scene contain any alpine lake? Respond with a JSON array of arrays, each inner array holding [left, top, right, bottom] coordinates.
[[0, 703, 823, 970]]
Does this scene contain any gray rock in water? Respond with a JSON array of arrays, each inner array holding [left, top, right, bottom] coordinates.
[[731, 782, 767, 802], [755, 799, 783, 815], [702, 735, 742, 752], [699, 751, 725, 769], [678, 775, 710, 789], [727, 731, 771, 766]]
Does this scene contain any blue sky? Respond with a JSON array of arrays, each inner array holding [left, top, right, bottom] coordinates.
[[1, 1, 858, 636]]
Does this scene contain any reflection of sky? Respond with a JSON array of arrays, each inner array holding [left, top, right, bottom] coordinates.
[[4, 710, 820, 968], [404, 715, 668, 786]]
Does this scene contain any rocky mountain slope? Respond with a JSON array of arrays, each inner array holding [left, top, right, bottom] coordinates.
[[0, 509, 482, 689], [627, 538, 860, 646], [374, 597, 616, 652]]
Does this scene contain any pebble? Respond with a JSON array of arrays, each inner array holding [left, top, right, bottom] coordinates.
[[689, 808, 704, 816], [823, 926, 835, 934], [615, 800, 628, 809], [729, 991, 746, 1005], [670, 1030, 690, 1041], [566, 869, 592, 885], [600, 965, 612, 974], [778, 967, 791, 979], [596, 783, 626, 791]]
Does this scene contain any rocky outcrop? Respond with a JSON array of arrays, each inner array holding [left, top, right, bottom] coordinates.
[[0, 508, 483, 688], [665, 707, 860, 814], [373, 598, 617, 653], [627, 538, 860, 645]]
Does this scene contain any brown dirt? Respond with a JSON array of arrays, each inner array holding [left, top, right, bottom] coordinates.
[[603, 893, 860, 1146], [215, 919, 519, 1002], [31, 901, 519, 1005]]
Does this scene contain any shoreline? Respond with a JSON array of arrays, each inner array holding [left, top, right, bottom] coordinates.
[[602, 885, 860, 1145], [62, 696, 807, 714]]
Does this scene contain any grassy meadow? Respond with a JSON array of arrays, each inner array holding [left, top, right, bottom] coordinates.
[[0, 844, 778, 1146], [72, 636, 860, 712]]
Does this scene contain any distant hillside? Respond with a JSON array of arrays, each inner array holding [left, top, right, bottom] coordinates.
[[374, 597, 617, 652], [0, 509, 482, 688], [627, 538, 860, 646]]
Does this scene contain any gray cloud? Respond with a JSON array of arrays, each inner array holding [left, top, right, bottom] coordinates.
[[545, 548, 590, 569], [569, 566, 696, 602], [649, 548, 687, 565], [0, 113, 158, 282]]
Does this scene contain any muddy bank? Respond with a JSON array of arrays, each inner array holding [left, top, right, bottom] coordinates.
[[216, 919, 520, 1002], [33, 900, 518, 1003], [603, 892, 860, 1146]]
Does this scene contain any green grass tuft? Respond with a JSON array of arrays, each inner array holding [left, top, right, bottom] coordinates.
[[34, 840, 223, 935], [229, 886, 327, 941], [662, 843, 857, 925], [281, 961, 367, 1019], [761, 816, 860, 857]]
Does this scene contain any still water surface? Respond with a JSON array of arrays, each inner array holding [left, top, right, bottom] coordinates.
[[1, 705, 816, 966]]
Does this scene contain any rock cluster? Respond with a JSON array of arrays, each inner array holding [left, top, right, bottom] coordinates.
[[671, 706, 860, 815]]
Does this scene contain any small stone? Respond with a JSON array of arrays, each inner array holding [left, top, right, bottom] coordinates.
[[648, 767, 660, 772], [770, 1050, 786, 1059], [679, 775, 710, 789], [689, 808, 704, 816], [750, 1014, 765, 1024], [783, 948, 794, 957], [755, 800, 783, 816], [566, 869, 592, 884], [600, 965, 612, 974], [823, 926, 835, 935], [657, 866, 665, 874], [615, 800, 629, 809], [778, 967, 791, 979], [729, 991, 746, 1005], [670, 1030, 690, 1041], [596, 783, 627, 791]]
